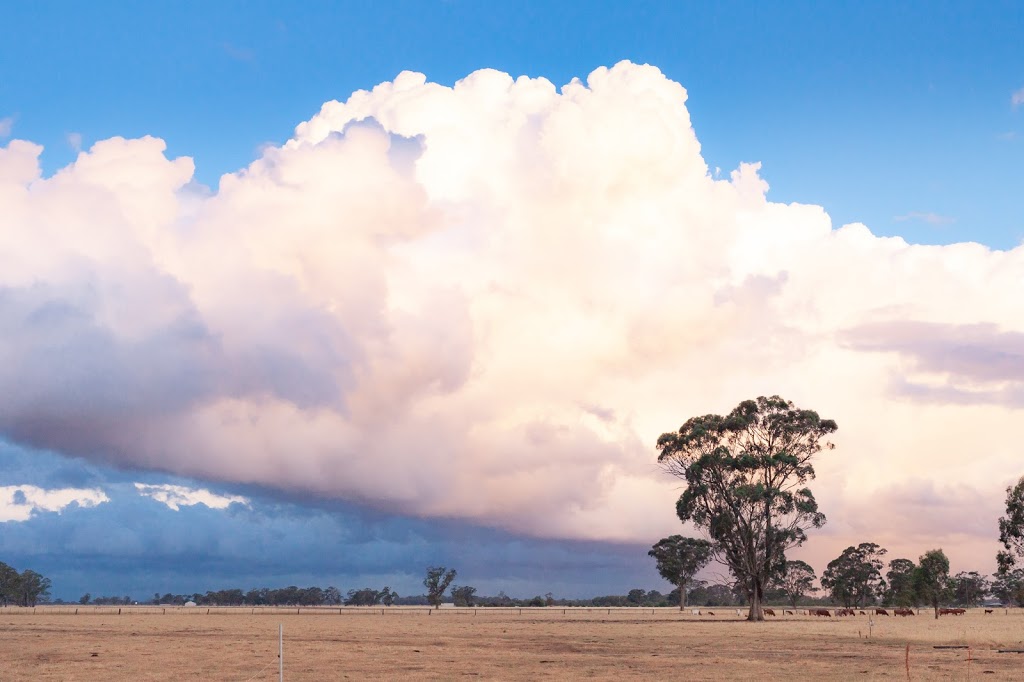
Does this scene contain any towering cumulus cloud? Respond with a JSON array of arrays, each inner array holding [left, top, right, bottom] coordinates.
[[1, 62, 1022, 564]]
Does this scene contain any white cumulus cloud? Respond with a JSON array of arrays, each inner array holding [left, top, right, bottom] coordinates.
[[1, 62, 1023, 571], [0, 485, 109, 522], [134, 483, 249, 511]]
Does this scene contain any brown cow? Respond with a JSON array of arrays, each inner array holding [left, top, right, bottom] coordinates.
[[939, 608, 953, 616], [952, 608, 966, 615], [811, 609, 832, 617], [875, 608, 889, 616], [985, 609, 994, 614], [707, 611, 715, 616], [859, 610, 866, 615], [785, 610, 795, 615], [763, 608, 776, 616], [894, 608, 915, 616]]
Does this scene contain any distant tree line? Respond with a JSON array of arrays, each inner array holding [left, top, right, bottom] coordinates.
[[0, 561, 52, 607]]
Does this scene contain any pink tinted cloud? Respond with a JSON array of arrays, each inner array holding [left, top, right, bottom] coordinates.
[[0, 63, 1022, 562]]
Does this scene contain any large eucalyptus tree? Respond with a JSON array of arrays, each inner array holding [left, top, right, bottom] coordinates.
[[657, 395, 836, 621]]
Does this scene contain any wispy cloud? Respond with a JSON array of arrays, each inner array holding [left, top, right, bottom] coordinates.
[[134, 483, 249, 511], [222, 42, 255, 63], [66, 132, 82, 152], [893, 211, 955, 225], [1013, 87, 1024, 108], [0, 485, 109, 522], [0, 116, 13, 138]]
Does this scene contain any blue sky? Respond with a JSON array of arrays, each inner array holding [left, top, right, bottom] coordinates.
[[3, 1, 1022, 247], [2, 2, 1023, 601]]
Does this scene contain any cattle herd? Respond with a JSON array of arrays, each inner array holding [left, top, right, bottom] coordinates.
[[804, 607, 969, 617], [690, 607, 976, 617]]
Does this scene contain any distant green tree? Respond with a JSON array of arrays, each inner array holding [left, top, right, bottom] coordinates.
[[423, 567, 457, 609], [244, 588, 267, 605], [626, 588, 647, 605], [951, 571, 988, 607], [769, 560, 817, 608], [991, 569, 1024, 606], [0, 562, 19, 607], [17, 569, 51, 606], [345, 588, 383, 606], [380, 587, 397, 606], [648, 536, 713, 610], [323, 586, 343, 605], [451, 585, 477, 607], [79, 593, 91, 605], [884, 559, 918, 607], [821, 543, 887, 608], [913, 549, 952, 619], [703, 583, 739, 607]]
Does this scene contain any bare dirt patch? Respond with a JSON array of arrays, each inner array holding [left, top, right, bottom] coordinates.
[[1, 606, 1023, 680]]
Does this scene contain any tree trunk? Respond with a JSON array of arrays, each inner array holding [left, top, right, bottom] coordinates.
[[747, 580, 765, 621], [679, 579, 687, 611]]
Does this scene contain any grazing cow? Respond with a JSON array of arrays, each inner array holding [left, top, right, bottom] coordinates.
[[953, 608, 966, 615], [875, 609, 889, 616], [785, 610, 794, 615], [939, 608, 953, 616], [859, 610, 866, 615], [811, 609, 832, 617], [836, 608, 855, 617], [985, 609, 994, 614], [707, 611, 715, 616], [763, 608, 776, 616], [894, 608, 914, 617]]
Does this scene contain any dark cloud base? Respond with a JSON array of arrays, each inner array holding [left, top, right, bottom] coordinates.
[[0, 442, 663, 600]]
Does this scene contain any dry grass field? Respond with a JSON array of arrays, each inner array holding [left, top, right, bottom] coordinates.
[[2, 606, 1024, 680]]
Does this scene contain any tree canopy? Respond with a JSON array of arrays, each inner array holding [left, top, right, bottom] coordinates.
[[648, 535, 713, 610], [884, 558, 917, 607], [769, 559, 817, 608], [657, 395, 836, 621], [423, 566, 457, 609], [913, 549, 952, 619], [951, 571, 988, 608], [0, 563, 51, 607], [451, 585, 477, 607], [821, 543, 887, 608], [998, 477, 1024, 574]]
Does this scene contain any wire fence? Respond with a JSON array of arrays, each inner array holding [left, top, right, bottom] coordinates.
[[2, 605, 1021, 618]]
